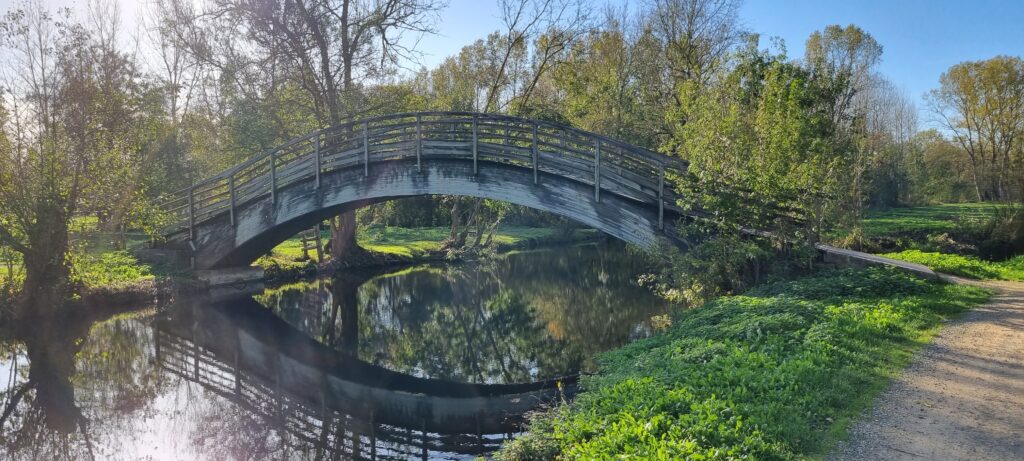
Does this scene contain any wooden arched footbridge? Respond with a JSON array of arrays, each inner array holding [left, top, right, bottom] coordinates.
[[158, 112, 689, 269]]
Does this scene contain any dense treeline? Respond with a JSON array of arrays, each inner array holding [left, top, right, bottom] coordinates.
[[1, 0, 1023, 312]]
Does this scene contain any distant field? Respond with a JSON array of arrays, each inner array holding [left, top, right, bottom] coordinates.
[[860, 203, 1005, 238]]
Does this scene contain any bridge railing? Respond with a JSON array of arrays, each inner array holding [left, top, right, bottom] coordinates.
[[158, 112, 688, 237]]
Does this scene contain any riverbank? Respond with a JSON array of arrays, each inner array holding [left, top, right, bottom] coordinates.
[[256, 225, 600, 282], [1, 225, 600, 314], [496, 267, 991, 460]]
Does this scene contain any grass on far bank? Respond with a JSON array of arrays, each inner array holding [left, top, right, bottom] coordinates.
[[859, 203, 1005, 239], [497, 267, 990, 460], [261, 225, 595, 265], [2, 229, 164, 292], [882, 250, 1024, 281]]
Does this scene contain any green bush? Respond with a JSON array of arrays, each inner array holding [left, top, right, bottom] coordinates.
[[497, 268, 989, 460], [71, 250, 154, 288]]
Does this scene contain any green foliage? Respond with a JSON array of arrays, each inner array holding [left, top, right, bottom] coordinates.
[[669, 36, 844, 242], [497, 268, 990, 460], [928, 55, 1024, 202], [881, 250, 1024, 281], [71, 250, 154, 289]]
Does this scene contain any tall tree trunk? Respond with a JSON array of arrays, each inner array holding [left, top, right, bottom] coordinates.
[[19, 204, 71, 319], [329, 212, 360, 258]]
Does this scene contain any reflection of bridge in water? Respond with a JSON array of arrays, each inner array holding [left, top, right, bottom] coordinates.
[[155, 298, 576, 460]]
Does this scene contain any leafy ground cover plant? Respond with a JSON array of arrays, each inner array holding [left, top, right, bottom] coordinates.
[[882, 250, 1024, 281], [497, 268, 990, 460]]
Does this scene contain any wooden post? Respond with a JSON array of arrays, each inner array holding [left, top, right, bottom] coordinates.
[[415, 114, 422, 172], [363, 121, 369, 177], [658, 164, 665, 230], [532, 123, 539, 184], [370, 410, 376, 460], [270, 150, 277, 203], [228, 174, 236, 226], [187, 185, 195, 242], [472, 115, 478, 175], [314, 221, 323, 262], [187, 184, 196, 269], [421, 418, 428, 461], [315, 134, 321, 189], [594, 139, 601, 202], [233, 345, 241, 394]]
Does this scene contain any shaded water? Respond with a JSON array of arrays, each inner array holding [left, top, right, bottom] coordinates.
[[0, 243, 668, 460]]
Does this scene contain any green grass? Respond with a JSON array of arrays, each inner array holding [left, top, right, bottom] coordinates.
[[1, 226, 167, 292], [262, 225, 593, 263], [882, 250, 1024, 281], [72, 250, 154, 288], [497, 268, 990, 460], [860, 203, 1004, 239]]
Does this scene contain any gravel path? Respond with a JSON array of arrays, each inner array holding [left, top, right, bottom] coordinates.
[[829, 277, 1024, 461]]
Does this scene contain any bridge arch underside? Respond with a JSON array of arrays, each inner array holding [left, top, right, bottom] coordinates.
[[179, 159, 681, 269]]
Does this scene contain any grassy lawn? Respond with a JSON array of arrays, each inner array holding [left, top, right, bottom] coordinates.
[[882, 250, 1024, 281], [860, 203, 1004, 239], [497, 268, 990, 460]]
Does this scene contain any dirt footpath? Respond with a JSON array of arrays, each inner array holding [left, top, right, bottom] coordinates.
[[830, 277, 1024, 461]]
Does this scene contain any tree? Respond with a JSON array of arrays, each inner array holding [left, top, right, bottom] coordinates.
[[0, 3, 150, 316], [804, 24, 883, 130], [859, 75, 918, 207], [664, 36, 845, 302], [164, 0, 444, 260], [553, 9, 664, 147], [421, 0, 590, 250], [928, 55, 1024, 202], [904, 130, 976, 204]]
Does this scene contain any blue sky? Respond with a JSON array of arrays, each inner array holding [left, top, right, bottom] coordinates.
[[418, 0, 1024, 127]]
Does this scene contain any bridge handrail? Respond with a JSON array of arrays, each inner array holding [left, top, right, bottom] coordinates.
[[158, 111, 690, 236]]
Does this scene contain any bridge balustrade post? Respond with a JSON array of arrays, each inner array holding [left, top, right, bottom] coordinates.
[[594, 139, 601, 202], [472, 115, 479, 175], [315, 134, 321, 189], [416, 114, 422, 172], [270, 150, 277, 204], [658, 164, 665, 230], [187, 185, 195, 243], [532, 123, 539, 184], [363, 121, 369, 177], [228, 174, 236, 226]]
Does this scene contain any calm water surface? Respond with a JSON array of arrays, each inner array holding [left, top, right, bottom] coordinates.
[[0, 243, 667, 460]]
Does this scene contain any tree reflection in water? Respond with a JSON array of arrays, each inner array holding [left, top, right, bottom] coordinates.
[[258, 242, 668, 384], [0, 242, 667, 459]]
